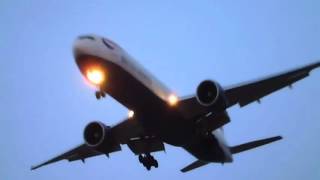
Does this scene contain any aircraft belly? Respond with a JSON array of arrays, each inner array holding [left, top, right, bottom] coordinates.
[[76, 56, 164, 111], [156, 114, 195, 146], [101, 59, 198, 146], [103, 62, 164, 111], [77, 56, 195, 146]]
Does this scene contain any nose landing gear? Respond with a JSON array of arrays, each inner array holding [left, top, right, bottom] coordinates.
[[95, 91, 106, 100], [138, 153, 158, 171]]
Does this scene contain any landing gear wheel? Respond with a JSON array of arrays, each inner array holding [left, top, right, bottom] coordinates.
[[138, 154, 159, 171], [95, 91, 106, 100], [138, 155, 143, 163], [95, 91, 101, 99], [153, 160, 158, 168]]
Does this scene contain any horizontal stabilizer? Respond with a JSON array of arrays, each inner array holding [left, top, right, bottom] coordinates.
[[230, 136, 282, 154], [181, 160, 208, 173]]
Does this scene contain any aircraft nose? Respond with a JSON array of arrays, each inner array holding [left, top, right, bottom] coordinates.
[[73, 35, 96, 58]]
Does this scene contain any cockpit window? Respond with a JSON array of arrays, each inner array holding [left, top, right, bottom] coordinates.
[[78, 35, 95, 40], [102, 38, 114, 50]]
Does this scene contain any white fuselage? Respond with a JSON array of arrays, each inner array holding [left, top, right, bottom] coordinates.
[[73, 35, 173, 104]]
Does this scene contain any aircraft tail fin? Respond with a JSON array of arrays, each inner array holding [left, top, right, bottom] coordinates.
[[230, 136, 282, 154], [180, 160, 209, 173]]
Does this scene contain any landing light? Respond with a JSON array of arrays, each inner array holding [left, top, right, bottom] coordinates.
[[86, 68, 105, 85], [168, 94, 179, 106], [128, 110, 135, 118]]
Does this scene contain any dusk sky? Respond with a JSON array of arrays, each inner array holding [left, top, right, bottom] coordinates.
[[1, 0, 320, 179]]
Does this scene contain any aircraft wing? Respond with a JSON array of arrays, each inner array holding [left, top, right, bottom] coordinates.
[[31, 144, 105, 170], [179, 61, 320, 118], [225, 61, 320, 107], [31, 117, 165, 170]]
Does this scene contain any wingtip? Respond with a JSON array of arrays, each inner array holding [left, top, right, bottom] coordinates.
[[272, 136, 283, 141], [310, 61, 320, 69], [180, 167, 192, 173], [30, 165, 40, 171], [180, 167, 189, 173]]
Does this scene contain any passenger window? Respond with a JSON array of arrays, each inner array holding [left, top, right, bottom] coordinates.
[[78, 35, 95, 40], [102, 38, 114, 50]]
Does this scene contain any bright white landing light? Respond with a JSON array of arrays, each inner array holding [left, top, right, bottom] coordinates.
[[128, 110, 135, 118], [168, 94, 179, 106], [86, 68, 105, 85]]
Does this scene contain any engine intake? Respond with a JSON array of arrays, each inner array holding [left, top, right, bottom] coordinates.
[[83, 121, 121, 153], [84, 121, 109, 147], [196, 80, 227, 110], [196, 80, 219, 106]]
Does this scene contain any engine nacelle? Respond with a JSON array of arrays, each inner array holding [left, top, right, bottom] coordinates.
[[83, 121, 120, 152], [196, 80, 227, 110]]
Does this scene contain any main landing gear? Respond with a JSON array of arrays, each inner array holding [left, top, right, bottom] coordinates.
[[95, 91, 106, 100], [138, 153, 158, 171]]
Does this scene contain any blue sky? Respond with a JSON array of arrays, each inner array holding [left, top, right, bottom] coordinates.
[[1, 0, 320, 179]]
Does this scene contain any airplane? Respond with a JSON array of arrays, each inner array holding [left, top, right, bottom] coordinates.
[[31, 34, 320, 173]]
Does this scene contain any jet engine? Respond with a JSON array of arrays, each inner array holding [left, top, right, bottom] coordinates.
[[196, 80, 227, 110], [83, 121, 120, 152]]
